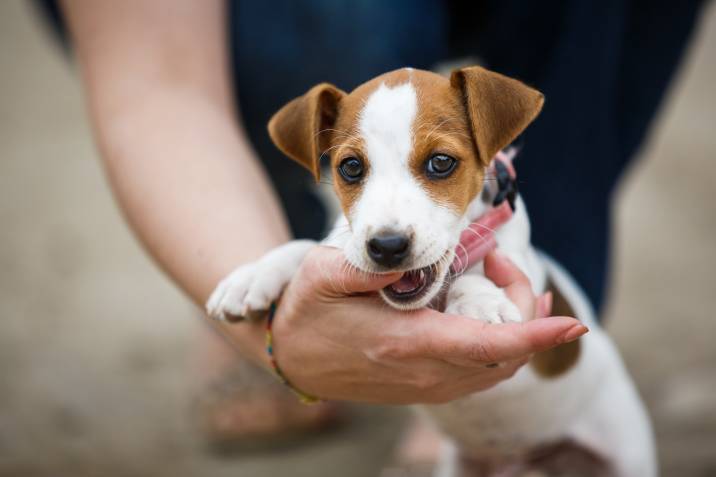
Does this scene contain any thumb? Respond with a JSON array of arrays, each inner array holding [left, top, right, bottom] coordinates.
[[484, 250, 535, 319], [484, 250, 529, 289], [309, 246, 402, 295]]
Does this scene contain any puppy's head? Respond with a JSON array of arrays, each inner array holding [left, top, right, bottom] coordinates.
[[269, 67, 543, 309]]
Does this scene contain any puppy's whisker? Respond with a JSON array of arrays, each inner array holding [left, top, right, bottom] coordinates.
[[319, 143, 347, 158], [423, 128, 472, 144], [470, 223, 498, 235], [454, 243, 470, 276], [315, 128, 363, 144], [463, 227, 488, 242], [421, 118, 455, 142]]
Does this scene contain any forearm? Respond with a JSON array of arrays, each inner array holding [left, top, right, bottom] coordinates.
[[104, 98, 287, 364], [62, 0, 290, 299], [61, 0, 288, 365], [93, 89, 290, 304]]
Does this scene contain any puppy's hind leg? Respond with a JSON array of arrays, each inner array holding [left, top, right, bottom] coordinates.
[[567, 335, 657, 477], [432, 440, 459, 477]]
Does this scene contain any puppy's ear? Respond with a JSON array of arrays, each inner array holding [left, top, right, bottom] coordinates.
[[268, 83, 346, 181], [451, 66, 544, 165]]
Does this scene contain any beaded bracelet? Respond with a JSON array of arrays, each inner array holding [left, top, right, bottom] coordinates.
[[265, 302, 320, 404]]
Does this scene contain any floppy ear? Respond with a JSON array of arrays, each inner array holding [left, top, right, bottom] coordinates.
[[450, 66, 544, 165], [268, 83, 346, 181]]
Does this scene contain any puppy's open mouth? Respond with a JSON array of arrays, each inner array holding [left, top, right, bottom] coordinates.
[[383, 265, 437, 303]]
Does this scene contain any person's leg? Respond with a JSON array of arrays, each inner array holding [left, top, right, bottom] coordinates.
[[450, 0, 704, 313]]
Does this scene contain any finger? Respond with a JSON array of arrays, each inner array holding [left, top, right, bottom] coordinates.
[[417, 310, 588, 364], [306, 246, 402, 294], [484, 251, 534, 319], [535, 291, 553, 319], [483, 250, 529, 289]]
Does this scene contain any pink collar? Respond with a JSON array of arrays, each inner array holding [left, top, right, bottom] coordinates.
[[450, 149, 518, 274]]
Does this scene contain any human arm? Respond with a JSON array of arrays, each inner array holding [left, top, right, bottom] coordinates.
[[61, 0, 285, 363]]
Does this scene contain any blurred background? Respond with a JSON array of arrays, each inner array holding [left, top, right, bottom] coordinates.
[[1, 1, 715, 476]]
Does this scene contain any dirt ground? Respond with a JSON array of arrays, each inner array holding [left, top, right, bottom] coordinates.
[[1, 2, 715, 476]]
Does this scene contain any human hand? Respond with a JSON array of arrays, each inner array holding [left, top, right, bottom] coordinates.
[[270, 246, 586, 404]]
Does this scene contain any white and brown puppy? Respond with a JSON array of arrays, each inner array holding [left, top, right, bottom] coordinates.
[[207, 67, 656, 476]]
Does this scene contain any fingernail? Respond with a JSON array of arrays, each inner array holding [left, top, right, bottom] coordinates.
[[560, 323, 588, 343]]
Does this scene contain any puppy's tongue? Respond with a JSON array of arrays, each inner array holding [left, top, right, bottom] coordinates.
[[391, 270, 424, 294]]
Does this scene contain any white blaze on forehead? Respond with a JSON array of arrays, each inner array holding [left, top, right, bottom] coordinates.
[[358, 82, 417, 170], [343, 79, 463, 277]]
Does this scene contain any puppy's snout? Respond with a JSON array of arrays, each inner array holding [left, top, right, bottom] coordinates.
[[367, 233, 411, 268]]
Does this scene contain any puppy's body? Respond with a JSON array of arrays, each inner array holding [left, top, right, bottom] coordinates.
[[207, 67, 656, 476], [424, 199, 655, 476]]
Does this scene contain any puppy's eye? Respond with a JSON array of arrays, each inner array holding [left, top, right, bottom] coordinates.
[[338, 157, 364, 183], [425, 154, 457, 179]]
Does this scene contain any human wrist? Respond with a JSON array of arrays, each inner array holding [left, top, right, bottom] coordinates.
[[265, 302, 320, 403], [209, 315, 273, 371]]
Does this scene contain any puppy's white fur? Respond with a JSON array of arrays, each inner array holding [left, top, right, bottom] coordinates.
[[206, 240, 315, 321], [207, 80, 656, 476], [347, 82, 462, 308]]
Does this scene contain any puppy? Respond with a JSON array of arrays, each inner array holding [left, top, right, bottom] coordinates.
[[207, 67, 656, 476]]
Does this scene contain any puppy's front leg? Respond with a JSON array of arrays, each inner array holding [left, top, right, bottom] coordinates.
[[445, 274, 522, 324], [206, 240, 316, 321]]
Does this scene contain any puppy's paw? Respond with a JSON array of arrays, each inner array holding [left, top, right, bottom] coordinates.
[[206, 240, 316, 322], [446, 275, 522, 324], [447, 291, 522, 324], [206, 263, 262, 321]]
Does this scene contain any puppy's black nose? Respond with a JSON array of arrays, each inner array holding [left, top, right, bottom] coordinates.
[[367, 234, 410, 267]]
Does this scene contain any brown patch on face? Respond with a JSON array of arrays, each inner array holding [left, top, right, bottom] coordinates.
[[409, 71, 484, 214], [326, 69, 418, 217], [325, 68, 486, 218], [329, 141, 367, 219], [531, 279, 582, 378], [326, 78, 375, 217]]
